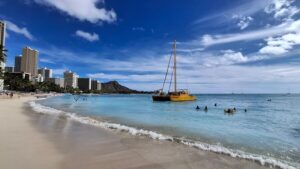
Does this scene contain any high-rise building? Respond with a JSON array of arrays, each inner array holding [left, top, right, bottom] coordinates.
[[64, 71, 78, 88], [78, 78, 92, 91], [47, 78, 64, 88], [97, 81, 102, 91], [91, 80, 97, 90], [38, 67, 52, 80], [21, 47, 39, 76], [14, 55, 22, 72], [0, 21, 5, 46], [0, 21, 6, 91], [92, 79, 102, 91], [32, 74, 44, 84], [5, 66, 14, 73]]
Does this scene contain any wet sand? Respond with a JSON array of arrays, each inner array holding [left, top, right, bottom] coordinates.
[[0, 97, 270, 169]]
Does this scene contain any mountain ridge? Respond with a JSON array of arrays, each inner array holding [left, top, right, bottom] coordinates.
[[100, 81, 152, 94]]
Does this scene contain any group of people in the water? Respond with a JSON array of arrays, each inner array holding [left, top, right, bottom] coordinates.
[[195, 103, 247, 114], [73, 96, 88, 102], [195, 105, 208, 111], [224, 107, 237, 114]]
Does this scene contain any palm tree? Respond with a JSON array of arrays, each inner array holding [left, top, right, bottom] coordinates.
[[0, 45, 7, 62]]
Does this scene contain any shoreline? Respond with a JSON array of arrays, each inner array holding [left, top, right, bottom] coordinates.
[[0, 96, 292, 169], [31, 97, 297, 169]]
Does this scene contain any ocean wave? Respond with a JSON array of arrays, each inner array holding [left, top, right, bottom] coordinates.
[[29, 101, 297, 169], [29, 101, 172, 140]]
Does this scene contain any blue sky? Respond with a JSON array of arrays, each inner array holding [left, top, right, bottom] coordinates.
[[1, 0, 300, 93]]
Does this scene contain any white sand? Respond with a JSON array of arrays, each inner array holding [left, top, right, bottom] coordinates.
[[0, 97, 63, 169]]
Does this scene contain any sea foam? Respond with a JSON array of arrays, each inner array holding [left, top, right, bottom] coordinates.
[[29, 101, 297, 169]]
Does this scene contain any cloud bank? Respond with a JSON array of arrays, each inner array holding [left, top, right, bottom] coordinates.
[[34, 0, 117, 23]]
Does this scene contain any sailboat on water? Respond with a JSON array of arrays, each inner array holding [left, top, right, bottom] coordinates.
[[152, 40, 196, 102]]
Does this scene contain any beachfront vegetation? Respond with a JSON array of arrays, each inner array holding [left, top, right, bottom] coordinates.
[[4, 72, 36, 92], [4, 72, 64, 92], [3, 72, 87, 93]]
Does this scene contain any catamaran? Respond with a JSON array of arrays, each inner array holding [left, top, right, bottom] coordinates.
[[152, 40, 196, 102]]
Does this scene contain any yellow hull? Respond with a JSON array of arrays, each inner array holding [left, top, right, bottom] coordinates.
[[170, 93, 197, 102]]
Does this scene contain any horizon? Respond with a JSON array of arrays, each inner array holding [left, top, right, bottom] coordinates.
[[1, 0, 300, 93]]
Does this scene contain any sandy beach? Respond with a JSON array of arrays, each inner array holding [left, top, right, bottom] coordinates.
[[0, 96, 63, 169], [0, 96, 270, 169]]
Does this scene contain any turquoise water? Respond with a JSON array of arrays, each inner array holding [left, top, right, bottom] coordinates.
[[37, 94, 300, 168]]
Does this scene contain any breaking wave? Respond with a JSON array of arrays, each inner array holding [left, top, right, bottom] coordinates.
[[29, 101, 297, 169]]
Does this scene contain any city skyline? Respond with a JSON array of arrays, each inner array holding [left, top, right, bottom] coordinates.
[[1, 0, 300, 93], [2, 42, 102, 91]]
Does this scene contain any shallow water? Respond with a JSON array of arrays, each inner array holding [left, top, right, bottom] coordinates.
[[37, 94, 300, 168]]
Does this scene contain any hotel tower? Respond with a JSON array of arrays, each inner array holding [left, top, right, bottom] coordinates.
[[21, 47, 39, 77], [0, 21, 6, 91]]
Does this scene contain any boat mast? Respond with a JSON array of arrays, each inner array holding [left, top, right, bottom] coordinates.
[[174, 40, 177, 92]]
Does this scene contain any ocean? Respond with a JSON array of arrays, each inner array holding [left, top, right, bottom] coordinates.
[[33, 94, 300, 169]]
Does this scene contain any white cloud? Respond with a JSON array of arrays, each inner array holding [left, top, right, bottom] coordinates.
[[200, 19, 300, 46], [75, 30, 99, 42], [257, 0, 300, 55], [201, 27, 280, 46], [5, 21, 34, 40], [265, 0, 299, 20], [274, 6, 299, 19], [193, 0, 270, 26], [195, 0, 300, 50], [221, 50, 249, 63], [34, 0, 116, 23], [259, 32, 300, 55], [40, 58, 55, 64], [259, 45, 288, 55], [176, 47, 204, 53], [202, 50, 250, 67], [258, 19, 300, 55], [232, 15, 253, 30], [265, 0, 293, 13]]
